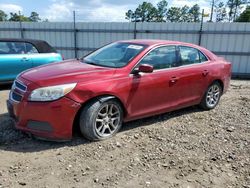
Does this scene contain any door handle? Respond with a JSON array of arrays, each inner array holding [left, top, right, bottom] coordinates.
[[170, 76, 179, 84], [202, 70, 209, 76], [21, 57, 29, 61]]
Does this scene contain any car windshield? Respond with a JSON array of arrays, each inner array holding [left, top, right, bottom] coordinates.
[[82, 42, 147, 68]]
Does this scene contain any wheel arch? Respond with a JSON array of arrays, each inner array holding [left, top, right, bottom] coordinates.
[[72, 94, 127, 134], [211, 79, 224, 93]]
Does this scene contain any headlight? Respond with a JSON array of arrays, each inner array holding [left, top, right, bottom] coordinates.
[[28, 83, 77, 102]]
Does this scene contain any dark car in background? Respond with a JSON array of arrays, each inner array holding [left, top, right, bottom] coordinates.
[[0, 38, 63, 83]]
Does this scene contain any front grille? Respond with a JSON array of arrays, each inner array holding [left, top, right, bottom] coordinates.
[[15, 80, 27, 92], [10, 80, 27, 102], [11, 92, 23, 102]]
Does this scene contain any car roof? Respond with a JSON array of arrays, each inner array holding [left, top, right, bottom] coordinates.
[[119, 39, 203, 48], [0, 38, 57, 53], [119, 39, 216, 59]]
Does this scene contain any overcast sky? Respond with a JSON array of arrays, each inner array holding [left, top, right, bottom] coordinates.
[[0, 0, 224, 22]]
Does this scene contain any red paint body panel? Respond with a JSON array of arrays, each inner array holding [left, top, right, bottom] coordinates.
[[10, 77, 81, 140], [13, 97, 81, 140], [8, 40, 231, 140]]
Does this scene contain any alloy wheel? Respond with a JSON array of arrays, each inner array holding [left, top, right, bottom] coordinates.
[[95, 104, 121, 137], [206, 84, 221, 108]]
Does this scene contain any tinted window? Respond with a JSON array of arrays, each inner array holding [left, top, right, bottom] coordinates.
[[0, 42, 9, 54], [25, 43, 38, 54], [12, 42, 26, 54], [138, 46, 177, 70], [0, 42, 39, 54], [0, 42, 23, 54], [83, 42, 146, 68], [199, 51, 208, 62], [179, 46, 208, 65], [0, 41, 40, 54]]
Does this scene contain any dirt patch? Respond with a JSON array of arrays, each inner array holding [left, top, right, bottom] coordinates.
[[0, 80, 249, 188]]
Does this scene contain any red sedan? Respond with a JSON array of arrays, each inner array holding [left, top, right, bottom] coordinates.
[[7, 40, 231, 141]]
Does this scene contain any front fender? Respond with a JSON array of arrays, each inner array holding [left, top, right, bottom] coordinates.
[[97, 95, 116, 103]]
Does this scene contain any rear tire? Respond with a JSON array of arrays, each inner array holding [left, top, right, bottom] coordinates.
[[200, 81, 222, 110], [79, 98, 123, 141]]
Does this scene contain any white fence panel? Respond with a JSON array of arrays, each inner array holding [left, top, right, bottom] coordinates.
[[0, 22, 249, 77]]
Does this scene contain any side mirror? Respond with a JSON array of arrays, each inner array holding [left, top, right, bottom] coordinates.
[[133, 64, 154, 74]]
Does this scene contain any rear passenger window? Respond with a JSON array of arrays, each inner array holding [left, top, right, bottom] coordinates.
[[139, 46, 178, 70], [25, 43, 38, 54], [179, 46, 208, 65], [199, 51, 208, 62]]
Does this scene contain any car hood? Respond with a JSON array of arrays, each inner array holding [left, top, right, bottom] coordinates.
[[20, 59, 116, 87]]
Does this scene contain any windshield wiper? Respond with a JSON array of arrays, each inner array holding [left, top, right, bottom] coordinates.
[[82, 59, 115, 68], [83, 60, 99, 66]]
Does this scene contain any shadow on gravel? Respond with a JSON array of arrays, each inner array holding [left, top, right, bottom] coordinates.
[[0, 106, 202, 153], [0, 113, 90, 152], [0, 83, 12, 91], [122, 105, 201, 132]]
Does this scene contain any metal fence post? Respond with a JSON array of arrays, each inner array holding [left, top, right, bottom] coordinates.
[[19, 21, 24, 39], [73, 11, 77, 58], [19, 11, 24, 39], [133, 22, 137, 39], [198, 9, 204, 46]]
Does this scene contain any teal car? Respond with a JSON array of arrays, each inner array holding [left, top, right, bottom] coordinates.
[[0, 39, 63, 83]]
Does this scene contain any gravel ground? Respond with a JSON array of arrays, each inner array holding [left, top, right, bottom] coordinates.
[[0, 80, 249, 188]]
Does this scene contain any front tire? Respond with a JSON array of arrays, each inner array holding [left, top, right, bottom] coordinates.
[[79, 99, 123, 141], [200, 82, 222, 110]]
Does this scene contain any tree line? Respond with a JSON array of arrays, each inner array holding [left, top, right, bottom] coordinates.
[[0, 1, 249, 23], [125, 0, 250, 22], [0, 10, 43, 22]]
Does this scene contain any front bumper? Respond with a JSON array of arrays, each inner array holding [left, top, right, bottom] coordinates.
[[7, 97, 81, 141]]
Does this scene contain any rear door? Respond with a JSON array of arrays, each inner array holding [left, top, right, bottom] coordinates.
[[0, 41, 32, 82], [174, 45, 210, 106]]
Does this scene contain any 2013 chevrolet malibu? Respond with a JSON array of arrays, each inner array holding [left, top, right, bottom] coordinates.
[[7, 40, 231, 141]]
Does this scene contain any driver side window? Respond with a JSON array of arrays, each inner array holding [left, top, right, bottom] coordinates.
[[138, 46, 177, 70]]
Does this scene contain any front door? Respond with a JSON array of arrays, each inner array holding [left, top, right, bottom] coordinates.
[[125, 45, 182, 119]]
